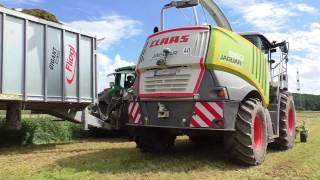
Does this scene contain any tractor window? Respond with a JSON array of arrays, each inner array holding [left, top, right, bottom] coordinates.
[[124, 74, 135, 88], [114, 73, 126, 88], [260, 40, 270, 54], [242, 35, 261, 49], [114, 74, 121, 87], [107, 75, 116, 88], [242, 35, 269, 54], [120, 74, 126, 88], [112, 73, 136, 88]]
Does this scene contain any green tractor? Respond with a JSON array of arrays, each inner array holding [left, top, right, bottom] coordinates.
[[127, 0, 296, 165], [91, 66, 136, 133]]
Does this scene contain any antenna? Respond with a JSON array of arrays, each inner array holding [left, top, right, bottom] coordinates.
[[296, 67, 300, 93], [296, 67, 302, 109]]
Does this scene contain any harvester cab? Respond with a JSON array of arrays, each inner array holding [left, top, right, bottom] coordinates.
[[129, 0, 296, 166], [240, 33, 290, 94]]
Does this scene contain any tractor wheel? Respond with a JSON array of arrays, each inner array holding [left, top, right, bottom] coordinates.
[[135, 128, 176, 153], [98, 101, 108, 116], [271, 93, 296, 149], [225, 98, 268, 166]]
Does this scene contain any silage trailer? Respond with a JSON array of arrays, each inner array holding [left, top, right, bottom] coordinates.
[[0, 6, 111, 130]]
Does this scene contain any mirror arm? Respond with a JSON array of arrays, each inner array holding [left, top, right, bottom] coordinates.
[[160, 7, 169, 31], [160, 0, 200, 31], [192, 6, 199, 26]]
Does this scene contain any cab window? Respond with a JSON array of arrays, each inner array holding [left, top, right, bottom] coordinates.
[[242, 35, 269, 54]]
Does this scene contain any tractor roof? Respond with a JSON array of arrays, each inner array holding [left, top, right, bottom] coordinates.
[[114, 65, 136, 72], [238, 32, 273, 49]]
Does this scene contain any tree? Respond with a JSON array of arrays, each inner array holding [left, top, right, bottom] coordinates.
[[293, 93, 320, 111], [21, 9, 59, 23]]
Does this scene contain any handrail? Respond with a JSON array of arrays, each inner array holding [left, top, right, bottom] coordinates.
[[160, 0, 232, 31]]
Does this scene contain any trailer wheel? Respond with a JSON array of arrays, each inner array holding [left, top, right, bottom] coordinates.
[[135, 128, 176, 153], [225, 98, 267, 166], [271, 93, 296, 149]]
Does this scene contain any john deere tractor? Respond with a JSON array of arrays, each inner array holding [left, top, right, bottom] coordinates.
[[127, 0, 296, 165], [91, 66, 136, 132]]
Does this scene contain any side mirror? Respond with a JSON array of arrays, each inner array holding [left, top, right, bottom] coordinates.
[[109, 82, 115, 87], [280, 43, 289, 53], [272, 41, 289, 53]]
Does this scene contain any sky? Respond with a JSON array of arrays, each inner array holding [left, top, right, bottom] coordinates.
[[1, 0, 319, 94]]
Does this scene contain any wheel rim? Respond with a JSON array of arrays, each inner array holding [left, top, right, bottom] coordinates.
[[288, 107, 295, 136], [254, 115, 264, 152]]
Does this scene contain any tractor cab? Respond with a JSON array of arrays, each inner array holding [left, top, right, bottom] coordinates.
[[96, 66, 136, 117], [240, 32, 290, 104], [91, 66, 136, 129], [108, 66, 136, 92]]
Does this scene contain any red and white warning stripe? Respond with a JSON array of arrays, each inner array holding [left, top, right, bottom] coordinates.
[[128, 102, 142, 124], [190, 102, 223, 128]]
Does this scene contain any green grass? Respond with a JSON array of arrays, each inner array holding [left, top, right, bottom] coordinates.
[[0, 112, 319, 180], [0, 115, 84, 145]]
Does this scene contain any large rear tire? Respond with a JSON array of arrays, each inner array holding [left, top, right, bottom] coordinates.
[[225, 99, 268, 166], [271, 92, 296, 149], [135, 128, 176, 153]]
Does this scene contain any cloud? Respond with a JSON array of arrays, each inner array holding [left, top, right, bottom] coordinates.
[[241, 3, 297, 31], [216, 0, 320, 94], [294, 3, 317, 14], [97, 53, 135, 92], [286, 58, 320, 95], [67, 16, 143, 50], [67, 15, 142, 92], [217, 1, 318, 31], [265, 22, 320, 56], [265, 23, 320, 94]]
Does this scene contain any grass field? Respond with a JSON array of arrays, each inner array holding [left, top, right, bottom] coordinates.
[[0, 112, 319, 180]]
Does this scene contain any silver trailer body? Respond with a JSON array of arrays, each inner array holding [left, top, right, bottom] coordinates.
[[0, 7, 110, 129], [0, 6, 97, 104]]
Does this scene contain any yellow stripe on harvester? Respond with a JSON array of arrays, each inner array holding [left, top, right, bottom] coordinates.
[[213, 29, 221, 65], [210, 27, 269, 106]]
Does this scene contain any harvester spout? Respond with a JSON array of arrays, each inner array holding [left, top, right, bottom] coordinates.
[[200, 0, 232, 31]]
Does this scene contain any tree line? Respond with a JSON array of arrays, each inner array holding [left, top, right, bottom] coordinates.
[[0, 4, 59, 23], [293, 93, 320, 111]]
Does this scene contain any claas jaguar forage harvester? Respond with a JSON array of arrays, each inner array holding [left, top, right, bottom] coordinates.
[[127, 0, 296, 165]]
